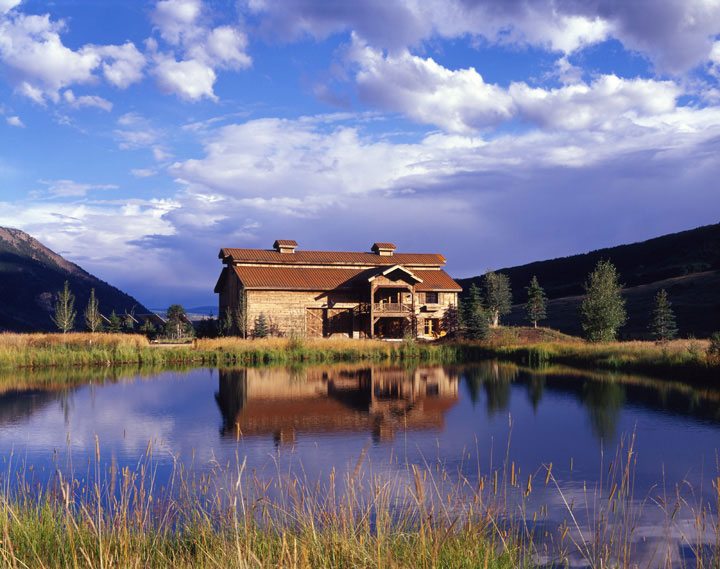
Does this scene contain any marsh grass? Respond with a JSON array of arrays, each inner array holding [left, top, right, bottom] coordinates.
[[1, 431, 719, 568], [0, 332, 717, 384]]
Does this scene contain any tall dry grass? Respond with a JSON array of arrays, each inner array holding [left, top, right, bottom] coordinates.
[[1, 433, 718, 568]]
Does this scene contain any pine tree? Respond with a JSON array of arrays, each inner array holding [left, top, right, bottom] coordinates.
[[166, 304, 188, 340], [84, 288, 103, 332], [234, 290, 248, 338], [253, 312, 269, 338], [52, 280, 76, 334], [649, 288, 678, 342], [580, 260, 627, 342], [463, 283, 489, 340], [442, 304, 461, 337], [123, 313, 136, 333], [220, 307, 233, 337], [483, 271, 512, 327], [107, 310, 122, 333], [139, 319, 156, 338], [525, 276, 547, 328]]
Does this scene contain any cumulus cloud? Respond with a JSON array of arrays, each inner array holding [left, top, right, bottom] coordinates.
[[62, 90, 113, 111], [350, 37, 513, 133], [149, 0, 252, 101], [349, 40, 684, 133], [249, 0, 720, 72], [0, 0, 20, 15], [0, 11, 145, 104]]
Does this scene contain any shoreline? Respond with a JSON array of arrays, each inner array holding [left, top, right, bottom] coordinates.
[[0, 331, 716, 383]]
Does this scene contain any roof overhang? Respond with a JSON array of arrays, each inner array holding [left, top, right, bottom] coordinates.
[[368, 264, 423, 284]]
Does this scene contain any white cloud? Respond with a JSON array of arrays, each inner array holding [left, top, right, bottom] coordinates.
[[114, 113, 171, 161], [148, 0, 251, 101], [0, 0, 20, 15], [510, 75, 681, 131], [63, 89, 113, 111], [0, 11, 145, 103], [39, 179, 118, 198], [349, 40, 684, 134], [92, 42, 146, 88], [152, 0, 203, 45], [249, 0, 720, 73], [5, 114, 23, 127], [351, 38, 513, 133], [153, 55, 217, 101]]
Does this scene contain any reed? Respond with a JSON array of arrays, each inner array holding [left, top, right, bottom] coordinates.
[[1, 433, 718, 568]]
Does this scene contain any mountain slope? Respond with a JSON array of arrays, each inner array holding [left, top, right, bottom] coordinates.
[[457, 223, 720, 338], [0, 227, 150, 332]]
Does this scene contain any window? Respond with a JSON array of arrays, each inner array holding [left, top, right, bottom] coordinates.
[[423, 318, 439, 336], [425, 292, 439, 304]]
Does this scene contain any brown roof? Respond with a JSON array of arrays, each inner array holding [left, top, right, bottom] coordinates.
[[372, 242, 396, 250], [219, 248, 445, 267], [273, 239, 298, 247], [227, 265, 461, 291]]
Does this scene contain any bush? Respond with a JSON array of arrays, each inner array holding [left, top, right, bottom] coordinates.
[[707, 332, 720, 365]]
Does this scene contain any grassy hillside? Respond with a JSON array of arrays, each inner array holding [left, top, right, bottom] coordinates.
[[457, 222, 720, 338], [0, 227, 150, 332]]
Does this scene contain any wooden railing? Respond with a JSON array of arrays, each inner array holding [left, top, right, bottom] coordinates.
[[373, 303, 412, 313]]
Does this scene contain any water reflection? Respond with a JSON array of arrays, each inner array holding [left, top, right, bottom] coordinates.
[[216, 366, 460, 444]]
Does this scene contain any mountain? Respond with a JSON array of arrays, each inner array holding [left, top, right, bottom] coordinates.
[[457, 223, 720, 339], [0, 227, 150, 332]]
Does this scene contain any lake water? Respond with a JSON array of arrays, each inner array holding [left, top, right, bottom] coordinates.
[[1, 362, 719, 565]]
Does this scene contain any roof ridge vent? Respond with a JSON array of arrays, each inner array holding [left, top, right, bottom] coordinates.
[[273, 239, 298, 254], [371, 242, 396, 256]]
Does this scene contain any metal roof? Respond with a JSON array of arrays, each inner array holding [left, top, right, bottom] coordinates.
[[226, 265, 461, 292], [219, 248, 446, 267]]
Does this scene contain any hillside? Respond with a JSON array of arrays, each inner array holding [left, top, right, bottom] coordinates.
[[457, 223, 720, 339], [0, 227, 150, 332]]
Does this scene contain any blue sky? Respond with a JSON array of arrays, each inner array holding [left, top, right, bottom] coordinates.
[[1, 0, 719, 307]]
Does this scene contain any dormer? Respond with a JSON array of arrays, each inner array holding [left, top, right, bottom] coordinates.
[[273, 239, 298, 254], [371, 242, 396, 256]]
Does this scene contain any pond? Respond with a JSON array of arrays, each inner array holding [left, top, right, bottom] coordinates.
[[1, 362, 718, 565]]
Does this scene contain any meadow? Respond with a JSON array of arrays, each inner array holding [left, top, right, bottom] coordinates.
[[0, 330, 716, 382]]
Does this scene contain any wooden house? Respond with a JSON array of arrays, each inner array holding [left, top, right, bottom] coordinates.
[[214, 240, 461, 339]]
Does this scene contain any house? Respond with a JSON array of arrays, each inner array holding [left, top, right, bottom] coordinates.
[[214, 240, 462, 339]]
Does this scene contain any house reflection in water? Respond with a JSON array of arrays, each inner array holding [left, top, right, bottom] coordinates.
[[215, 366, 459, 444]]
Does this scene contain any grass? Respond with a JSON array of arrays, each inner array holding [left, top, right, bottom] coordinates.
[[1, 432, 719, 567], [0, 330, 717, 384]]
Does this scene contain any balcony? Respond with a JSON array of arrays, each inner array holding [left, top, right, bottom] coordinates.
[[373, 302, 412, 314]]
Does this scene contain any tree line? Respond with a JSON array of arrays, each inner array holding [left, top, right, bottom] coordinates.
[[50, 281, 195, 340], [447, 259, 680, 342]]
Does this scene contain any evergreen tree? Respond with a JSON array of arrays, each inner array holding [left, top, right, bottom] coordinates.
[[442, 303, 461, 337], [234, 290, 248, 338], [525, 276, 547, 328], [253, 312, 269, 338], [139, 319, 156, 338], [52, 280, 76, 334], [483, 271, 512, 327], [220, 307, 233, 337], [123, 313, 136, 333], [166, 304, 188, 340], [84, 288, 103, 332], [463, 283, 489, 340], [580, 260, 627, 342], [107, 310, 122, 333], [649, 288, 678, 342]]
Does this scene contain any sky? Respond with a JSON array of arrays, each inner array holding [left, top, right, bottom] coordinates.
[[0, 0, 719, 307]]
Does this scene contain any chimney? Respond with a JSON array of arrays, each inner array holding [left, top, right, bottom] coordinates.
[[371, 242, 396, 256], [273, 239, 298, 254]]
